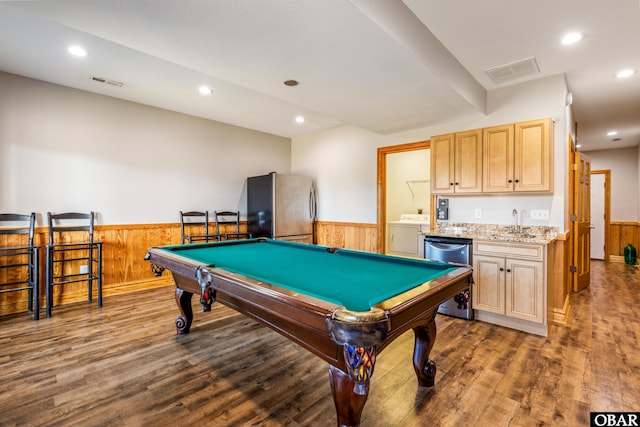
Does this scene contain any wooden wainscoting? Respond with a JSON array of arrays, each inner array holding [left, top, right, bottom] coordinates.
[[608, 221, 640, 262], [0, 223, 181, 315], [1, 221, 376, 317], [4, 219, 578, 329], [314, 221, 379, 253]]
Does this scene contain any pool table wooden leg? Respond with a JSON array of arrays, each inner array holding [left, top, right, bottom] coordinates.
[[412, 311, 438, 387], [328, 365, 369, 427], [175, 288, 193, 335]]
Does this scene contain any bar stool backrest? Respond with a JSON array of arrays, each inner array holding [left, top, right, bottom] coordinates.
[[47, 212, 94, 245], [0, 213, 36, 246], [180, 211, 210, 244]]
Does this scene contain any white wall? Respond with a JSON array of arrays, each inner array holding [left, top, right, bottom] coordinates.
[[292, 125, 387, 223], [292, 74, 569, 229], [0, 72, 291, 225], [587, 146, 639, 221], [1, 71, 577, 230]]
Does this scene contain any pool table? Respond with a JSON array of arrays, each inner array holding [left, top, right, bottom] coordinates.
[[145, 238, 472, 427]]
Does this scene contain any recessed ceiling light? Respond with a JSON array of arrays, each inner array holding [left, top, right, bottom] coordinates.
[[68, 45, 88, 57], [295, 116, 305, 123], [615, 69, 637, 79], [561, 32, 583, 45], [198, 86, 213, 95], [576, 144, 581, 148], [607, 131, 618, 136]]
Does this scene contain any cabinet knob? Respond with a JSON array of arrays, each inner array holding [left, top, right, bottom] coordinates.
[[499, 267, 504, 272], [506, 269, 511, 273], [508, 180, 513, 183], [515, 179, 519, 183]]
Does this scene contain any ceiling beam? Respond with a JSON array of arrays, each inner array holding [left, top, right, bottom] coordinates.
[[350, 0, 487, 114]]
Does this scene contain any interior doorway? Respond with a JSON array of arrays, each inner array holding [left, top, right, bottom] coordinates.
[[386, 150, 430, 222], [590, 170, 610, 261], [376, 141, 431, 254]]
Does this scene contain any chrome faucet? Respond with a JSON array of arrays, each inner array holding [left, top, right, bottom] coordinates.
[[512, 209, 520, 231]]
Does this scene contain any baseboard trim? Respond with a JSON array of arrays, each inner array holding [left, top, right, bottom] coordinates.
[[475, 310, 548, 336], [552, 295, 571, 324]]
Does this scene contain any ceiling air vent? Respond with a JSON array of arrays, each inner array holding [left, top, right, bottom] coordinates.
[[485, 56, 540, 84], [91, 76, 124, 87]]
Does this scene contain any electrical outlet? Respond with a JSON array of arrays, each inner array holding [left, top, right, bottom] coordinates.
[[474, 209, 482, 219], [530, 210, 550, 220], [80, 265, 89, 274]]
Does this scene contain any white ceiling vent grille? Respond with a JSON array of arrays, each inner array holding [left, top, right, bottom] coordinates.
[[485, 57, 540, 84], [91, 76, 124, 87]]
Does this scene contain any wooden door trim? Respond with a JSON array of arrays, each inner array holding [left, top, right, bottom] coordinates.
[[568, 133, 576, 293], [377, 140, 430, 254], [591, 169, 611, 261]]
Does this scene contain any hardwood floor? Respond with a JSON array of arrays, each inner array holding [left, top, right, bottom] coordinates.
[[1, 260, 638, 426]]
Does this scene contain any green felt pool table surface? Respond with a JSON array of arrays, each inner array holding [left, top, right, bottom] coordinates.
[[157, 238, 457, 312]]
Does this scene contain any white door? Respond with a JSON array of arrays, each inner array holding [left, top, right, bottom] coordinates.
[[590, 173, 605, 260]]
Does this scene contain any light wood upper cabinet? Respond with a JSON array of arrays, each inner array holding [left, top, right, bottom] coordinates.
[[482, 124, 515, 192], [431, 129, 482, 194], [514, 118, 553, 192], [430, 133, 455, 193], [483, 118, 553, 193]]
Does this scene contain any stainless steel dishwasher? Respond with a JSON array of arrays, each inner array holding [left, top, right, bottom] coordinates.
[[424, 236, 474, 320]]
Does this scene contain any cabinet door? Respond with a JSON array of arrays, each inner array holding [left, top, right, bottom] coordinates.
[[505, 259, 544, 323], [482, 124, 515, 192], [430, 133, 454, 194], [454, 129, 483, 193], [514, 118, 553, 192], [472, 255, 505, 314]]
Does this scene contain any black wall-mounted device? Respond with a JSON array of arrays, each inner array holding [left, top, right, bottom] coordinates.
[[437, 198, 449, 220]]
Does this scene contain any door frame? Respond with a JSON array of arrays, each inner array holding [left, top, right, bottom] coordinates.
[[567, 134, 576, 295], [377, 140, 430, 254], [590, 170, 611, 261]]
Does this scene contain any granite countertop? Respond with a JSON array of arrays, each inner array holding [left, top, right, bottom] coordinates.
[[424, 223, 558, 244]]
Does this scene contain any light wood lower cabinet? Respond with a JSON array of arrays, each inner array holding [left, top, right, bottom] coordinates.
[[473, 240, 549, 336]]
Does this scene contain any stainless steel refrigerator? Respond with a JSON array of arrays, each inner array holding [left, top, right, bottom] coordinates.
[[247, 172, 316, 243]]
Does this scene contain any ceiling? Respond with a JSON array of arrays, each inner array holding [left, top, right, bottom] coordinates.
[[0, 0, 638, 152]]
